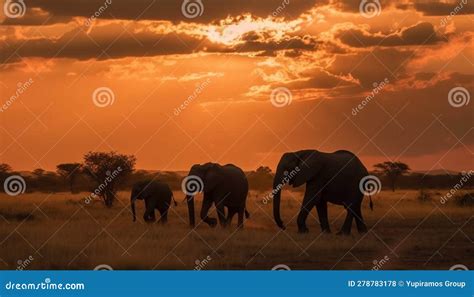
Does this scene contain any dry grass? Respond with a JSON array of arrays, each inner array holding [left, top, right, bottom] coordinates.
[[0, 189, 472, 270]]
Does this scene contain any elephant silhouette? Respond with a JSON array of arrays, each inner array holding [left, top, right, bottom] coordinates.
[[130, 180, 176, 223], [272, 150, 372, 235]]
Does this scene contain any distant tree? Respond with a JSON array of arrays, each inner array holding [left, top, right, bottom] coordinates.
[[0, 163, 12, 174], [56, 163, 82, 193], [0, 163, 12, 185], [32, 168, 46, 177], [248, 166, 274, 191], [255, 166, 272, 175], [83, 151, 136, 207], [373, 162, 410, 192]]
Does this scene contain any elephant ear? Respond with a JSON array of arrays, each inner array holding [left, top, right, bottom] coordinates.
[[200, 163, 220, 193], [292, 152, 321, 187]]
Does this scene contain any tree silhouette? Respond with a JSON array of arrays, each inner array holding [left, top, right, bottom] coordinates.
[[373, 161, 410, 192], [83, 151, 136, 207], [56, 163, 82, 193], [255, 166, 272, 175], [0, 163, 12, 174], [32, 168, 46, 177], [0, 163, 12, 186], [248, 166, 274, 191]]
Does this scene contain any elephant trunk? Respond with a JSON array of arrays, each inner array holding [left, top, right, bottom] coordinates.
[[272, 170, 286, 230], [130, 191, 137, 222], [186, 195, 195, 227]]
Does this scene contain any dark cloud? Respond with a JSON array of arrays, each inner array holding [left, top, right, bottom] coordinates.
[[236, 31, 318, 54], [0, 23, 320, 63], [399, 1, 474, 16], [0, 25, 212, 64], [329, 48, 413, 89], [1, 8, 72, 26], [286, 68, 357, 89], [337, 22, 447, 47], [334, 0, 473, 16], [2, 0, 323, 25]]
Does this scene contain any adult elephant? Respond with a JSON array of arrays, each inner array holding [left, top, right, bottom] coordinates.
[[272, 150, 372, 235], [130, 180, 176, 223], [184, 163, 249, 229]]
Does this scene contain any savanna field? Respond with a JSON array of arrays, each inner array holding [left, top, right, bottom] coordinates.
[[1, 190, 472, 270]]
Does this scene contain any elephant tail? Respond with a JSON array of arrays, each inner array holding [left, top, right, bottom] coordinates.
[[172, 195, 178, 207], [245, 209, 250, 219], [369, 195, 374, 211]]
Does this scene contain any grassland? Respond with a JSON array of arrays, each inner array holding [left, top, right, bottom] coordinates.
[[0, 190, 472, 270]]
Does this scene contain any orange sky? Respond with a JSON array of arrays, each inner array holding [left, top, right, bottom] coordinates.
[[1, 0, 473, 172]]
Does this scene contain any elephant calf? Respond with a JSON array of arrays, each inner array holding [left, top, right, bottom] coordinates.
[[130, 180, 176, 223]]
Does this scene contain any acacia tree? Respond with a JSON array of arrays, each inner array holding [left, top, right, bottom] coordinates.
[[0, 163, 12, 186], [56, 163, 82, 193], [373, 161, 410, 192], [83, 151, 136, 207]]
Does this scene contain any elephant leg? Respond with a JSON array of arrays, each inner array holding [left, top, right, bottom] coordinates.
[[297, 187, 318, 233], [143, 209, 156, 223], [237, 209, 244, 229], [143, 197, 157, 223], [200, 198, 217, 227], [353, 204, 367, 234], [337, 206, 353, 235], [215, 202, 227, 228], [227, 207, 237, 227], [315, 201, 330, 233], [158, 208, 168, 224]]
